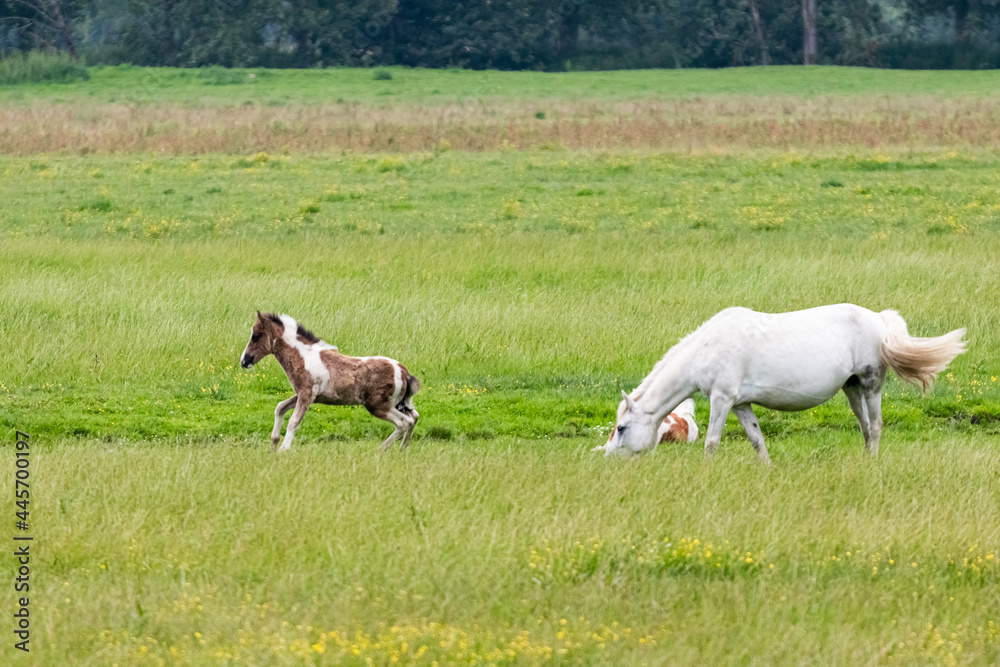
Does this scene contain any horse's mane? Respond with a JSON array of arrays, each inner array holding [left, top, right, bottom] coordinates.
[[630, 324, 702, 401], [262, 312, 320, 344]]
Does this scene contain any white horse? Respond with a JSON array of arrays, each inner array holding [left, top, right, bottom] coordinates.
[[604, 304, 966, 462]]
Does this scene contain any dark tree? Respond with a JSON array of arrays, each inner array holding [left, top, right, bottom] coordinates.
[[802, 0, 817, 63], [3, 0, 79, 56]]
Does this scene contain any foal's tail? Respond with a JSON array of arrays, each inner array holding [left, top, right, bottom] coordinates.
[[397, 371, 421, 411], [879, 310, 966, 392]]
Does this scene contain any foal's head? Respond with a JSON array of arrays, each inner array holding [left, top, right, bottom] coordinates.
[[240, 311, 283, 369], [605, 390, 658, 456]]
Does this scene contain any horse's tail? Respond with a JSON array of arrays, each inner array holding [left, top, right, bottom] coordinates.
[[879, 310, 966, 392], [397, 371, 420, 411]]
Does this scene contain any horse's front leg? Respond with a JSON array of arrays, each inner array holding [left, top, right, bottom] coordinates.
[[272, 395, 298, 449], [704, 393, 735, 457], [278, 392, 314, 452], [733, 404, 771, 465]]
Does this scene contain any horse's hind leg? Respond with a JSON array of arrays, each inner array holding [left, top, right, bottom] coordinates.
[[272, 395, 298, 448], [399, 406, 419, 450], [863, 387, 884, 457], [842, 383, 871, 449], [854, 368, 885, 456], [733, 404, 771, 465]]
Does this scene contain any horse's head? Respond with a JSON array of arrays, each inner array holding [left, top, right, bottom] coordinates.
[[241, 311, 282, 369], [603, 390, 658, 456]]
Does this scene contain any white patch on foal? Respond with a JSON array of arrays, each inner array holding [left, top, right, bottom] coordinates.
[[279, 314, 333, 398], [241, 329, 256, 368], [390, 359, 403, 404]]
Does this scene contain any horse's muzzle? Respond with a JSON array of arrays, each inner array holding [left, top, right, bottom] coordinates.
[[240, 355, 254, 369]]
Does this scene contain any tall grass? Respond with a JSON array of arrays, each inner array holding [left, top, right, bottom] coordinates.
[[2, 227, 997, 443], [3, 435, 998, 663], [2, 150, 998, 442], [0, 50, 89, 85]]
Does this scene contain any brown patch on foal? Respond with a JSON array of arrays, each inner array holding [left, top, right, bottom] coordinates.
[[360, 359, 397, 418], [659, 416, 689, 443], [314, 351, 398, 418], [274, 339, 311, 390]]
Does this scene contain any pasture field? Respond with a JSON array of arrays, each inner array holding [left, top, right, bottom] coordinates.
[[1, 68, 1000, 664], [2, 66, 1000, 154], [4, 65, 1000, 107]]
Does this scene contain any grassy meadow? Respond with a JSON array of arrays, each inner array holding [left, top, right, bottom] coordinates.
[[1, 67, 1000, 664]]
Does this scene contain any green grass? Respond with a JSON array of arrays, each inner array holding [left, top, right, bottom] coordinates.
[[2, 151, 1000, 443], [3, 151, 1000, 239], [0, 51, 89, 86], [6, 435, 999, 664], [1, 65, 1000, 107], [3, 153, 999, 665], [1, 67, 1000, 664]]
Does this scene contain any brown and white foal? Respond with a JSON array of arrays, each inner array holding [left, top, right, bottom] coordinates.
[[592, 398, 699, 453], [240, 311, 420, 451]]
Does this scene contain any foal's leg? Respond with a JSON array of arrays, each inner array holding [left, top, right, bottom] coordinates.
[[400, 406, 419, 450], [732, 404, 771, 465], [277, 392, 314, 452], [704, 393, 735, 456], [842, 384, 871, 449], [367, 405, 413, 451], [272, 395, 298, 448]]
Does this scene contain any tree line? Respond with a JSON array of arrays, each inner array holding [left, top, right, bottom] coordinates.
[[2, 0, 999, 70]]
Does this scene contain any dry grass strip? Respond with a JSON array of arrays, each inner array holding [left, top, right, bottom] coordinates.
[[3, 96, 1000, 154]]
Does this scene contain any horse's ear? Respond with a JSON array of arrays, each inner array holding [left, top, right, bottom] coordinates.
[[621, 390, 637, 412], [256, 310, 263, 321]]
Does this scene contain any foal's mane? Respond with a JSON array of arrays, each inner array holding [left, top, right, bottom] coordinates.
[[295, 323, 319, 344], [262, 312, 320, 344]]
